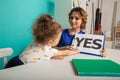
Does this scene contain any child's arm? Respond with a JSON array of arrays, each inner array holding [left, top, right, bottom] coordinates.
[[52, 49, 80, 58], [54, 45, 74, 50], [52, 55, 64, 60], [52, 46, 79, 59]]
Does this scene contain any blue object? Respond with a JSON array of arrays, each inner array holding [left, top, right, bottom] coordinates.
[[58, 29, 85, 47]]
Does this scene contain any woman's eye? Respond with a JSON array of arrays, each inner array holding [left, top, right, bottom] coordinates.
[[69, 16, 80, 20], [75, 17, 80, 20]]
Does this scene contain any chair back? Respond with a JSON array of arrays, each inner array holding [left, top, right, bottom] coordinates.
[[0, 48, 13, 67]]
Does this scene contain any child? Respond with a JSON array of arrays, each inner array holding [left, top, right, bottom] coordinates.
[[58, 7, 107, 57], [5, 14, 79, 68]]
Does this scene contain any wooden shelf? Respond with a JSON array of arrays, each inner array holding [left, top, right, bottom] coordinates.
[[114, 26, 120, 49]]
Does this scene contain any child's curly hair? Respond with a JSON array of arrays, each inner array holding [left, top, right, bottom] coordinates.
[[33, 14, 62, 44]]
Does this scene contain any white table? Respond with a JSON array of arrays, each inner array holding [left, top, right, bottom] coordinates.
[[0, 48, 120, 80]]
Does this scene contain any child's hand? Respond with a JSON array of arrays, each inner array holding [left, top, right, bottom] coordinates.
[[52, 56, 64, 60], [66, 49, 80, 56], [55, 48, 80, 57], [100, 49, 107, 57], [65, 46, 76, 50]]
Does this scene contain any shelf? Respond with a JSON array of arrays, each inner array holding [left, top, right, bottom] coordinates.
[[114, 26, 120, 49]]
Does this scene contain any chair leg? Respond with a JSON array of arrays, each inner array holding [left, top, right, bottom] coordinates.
[[3, 57, 7, 68]]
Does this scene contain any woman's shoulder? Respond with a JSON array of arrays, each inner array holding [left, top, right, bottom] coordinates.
[[62, 28, 69, 34], [79, 30, 85, 34], [63, 28, 68, 32]]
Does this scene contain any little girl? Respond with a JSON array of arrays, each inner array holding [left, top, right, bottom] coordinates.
[[5, 14, 79, 68]]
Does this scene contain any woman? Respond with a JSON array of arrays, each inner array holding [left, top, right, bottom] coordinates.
[[58, 7, 107, 57]]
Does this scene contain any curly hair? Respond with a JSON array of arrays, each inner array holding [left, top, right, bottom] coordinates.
[[32, 14, 62, 44], [68, 7, 88, 30]]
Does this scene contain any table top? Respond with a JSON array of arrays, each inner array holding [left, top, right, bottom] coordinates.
[[0, 48, 120, 80]]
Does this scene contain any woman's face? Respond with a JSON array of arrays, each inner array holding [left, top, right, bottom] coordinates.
[[69, 11, 82, 29]]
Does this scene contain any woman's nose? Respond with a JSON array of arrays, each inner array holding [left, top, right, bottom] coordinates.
[[71, 18, 76, 23]]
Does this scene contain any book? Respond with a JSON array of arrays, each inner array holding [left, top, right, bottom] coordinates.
[[71, 34, 105, 56], [72, 59, 120, 77]]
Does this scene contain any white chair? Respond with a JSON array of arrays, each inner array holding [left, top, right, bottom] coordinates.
[[0, 48, 13, 68]]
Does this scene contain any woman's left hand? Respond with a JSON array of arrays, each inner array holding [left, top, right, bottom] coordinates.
[[100, 49, 108, 57]]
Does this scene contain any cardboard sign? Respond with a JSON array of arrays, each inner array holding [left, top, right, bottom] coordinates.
[[71, 34, 105, 56]]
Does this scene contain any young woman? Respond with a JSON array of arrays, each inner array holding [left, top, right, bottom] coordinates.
[[59, 7, 87, 47], [58, 7, 107, 57]]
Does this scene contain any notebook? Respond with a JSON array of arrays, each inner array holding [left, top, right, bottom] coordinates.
[[72, 59, 120, 77], [71, 34, 105, 56]]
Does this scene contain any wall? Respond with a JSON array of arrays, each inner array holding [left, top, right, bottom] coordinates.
[[86, 0, 120, 37], [54, 0, 89, 29], [54, 0, 120, 36], [54, 0, 99, 34], [0, 0, 54, 69], [101, 0, 119, 38], [54, 0, 71, 29]]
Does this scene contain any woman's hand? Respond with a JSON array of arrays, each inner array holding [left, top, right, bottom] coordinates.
[[100, 49, 108, 57]]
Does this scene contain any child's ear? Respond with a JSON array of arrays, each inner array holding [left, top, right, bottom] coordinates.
[[47, 39, 53, 46]]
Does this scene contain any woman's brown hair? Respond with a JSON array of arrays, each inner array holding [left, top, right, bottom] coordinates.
[[69, 7, 88, 30]]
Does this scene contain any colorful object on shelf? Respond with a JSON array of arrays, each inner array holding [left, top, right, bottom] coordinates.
[[77, 0, 80, 7], [72, 0, 75, 8]]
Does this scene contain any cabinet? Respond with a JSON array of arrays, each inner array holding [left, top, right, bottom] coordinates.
[[114, 26, 120, 49]]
